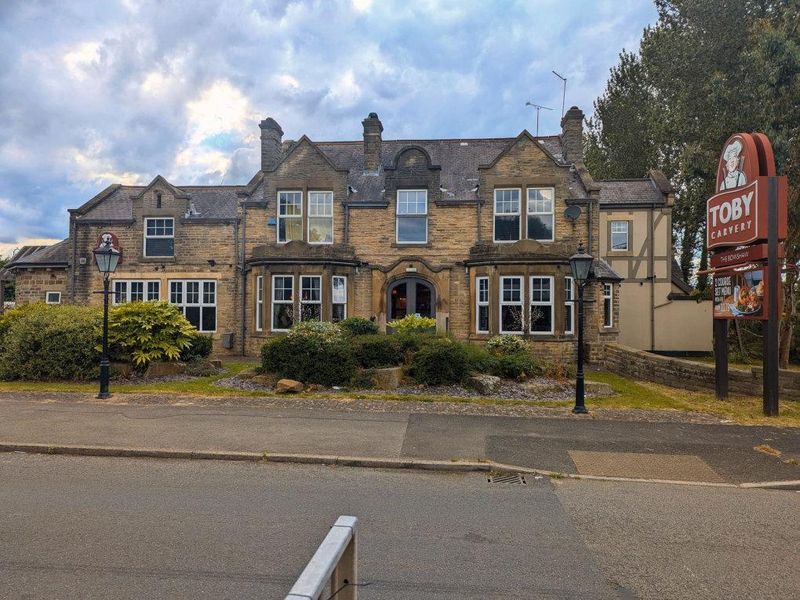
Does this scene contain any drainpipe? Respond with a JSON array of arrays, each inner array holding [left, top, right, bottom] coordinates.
[[239, 211, 247, 356], [343, 202, 350, 244], [649, 207, 656, 352]]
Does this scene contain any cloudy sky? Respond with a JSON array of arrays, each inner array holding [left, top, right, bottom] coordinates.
[[0, 0, 657, 257]]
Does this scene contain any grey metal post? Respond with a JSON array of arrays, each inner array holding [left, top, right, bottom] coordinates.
[[714, 318, 728, 400], [763, 176, 780, 416]]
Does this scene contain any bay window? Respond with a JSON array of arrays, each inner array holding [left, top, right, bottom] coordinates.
[[332, 276, 347, 322], [529, 276, 554, 334], [564, 276, 575, 335], [272, 275, 294, 331], [476, 277, 489, 334], [500, 276, 524, 334], [300, 276, 322, 321], [255, 275, 263, 332], [603, 283, 614, 328]]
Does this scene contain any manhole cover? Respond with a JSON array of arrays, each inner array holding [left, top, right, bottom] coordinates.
[[488, 472, 526, 485]]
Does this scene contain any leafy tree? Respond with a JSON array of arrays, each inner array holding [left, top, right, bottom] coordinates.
[[586, 0, 800, 365]]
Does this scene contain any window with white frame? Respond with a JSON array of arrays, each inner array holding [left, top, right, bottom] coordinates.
[[494, 189, 521, 242], [527, 188, 555, 241], [564, 276, 575, 335], [500, 276, 524, 333], [610, 221, 629, 251], [396, 190, 428, 243], [300, 276, 322, 321], [278, 191, 303, 243], [476, 277, 489, 334], [169, 280, 216, 332], [144, 218, 174, 257], [529, 276, 554, 334], [271, 275, 294, 331], [308, 191, 333, 244], [332, 276, 347, 322], [255, 276, 263, 332], [45, 291, 61, 304], [603, 283, 613, 328], [113, 280, 160, 304]]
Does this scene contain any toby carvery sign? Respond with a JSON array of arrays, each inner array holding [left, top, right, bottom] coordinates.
[[706, 133, 787, 249]]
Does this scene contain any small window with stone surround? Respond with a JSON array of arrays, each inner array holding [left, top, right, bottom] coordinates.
[[45, 291, 61, 304]]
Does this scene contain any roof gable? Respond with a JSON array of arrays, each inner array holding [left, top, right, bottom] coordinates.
[[479, 130, 564, 170], [270, 135, 348, 174], [133, 175, 189, 200]]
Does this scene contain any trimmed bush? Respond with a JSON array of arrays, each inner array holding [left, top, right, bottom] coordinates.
[[0, 303, 101, 381], [391, 331, 441, 357], [492, 351, 539, 379], [486, 334, 529, 356], [261, 322, 355, 386], [351, 334, 403, 368], [339, 317, 379, 336], [409, 338, 469, 385], [180, 334, 213, 362], [108, 301, 197, 366], [387, 314, 436, 332], [463, 343, 496, 373]]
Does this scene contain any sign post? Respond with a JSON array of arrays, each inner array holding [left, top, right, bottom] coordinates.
[[706, 133, 787, 415]]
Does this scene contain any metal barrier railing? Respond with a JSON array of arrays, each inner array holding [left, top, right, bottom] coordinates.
[[285, 515, 358, 600]]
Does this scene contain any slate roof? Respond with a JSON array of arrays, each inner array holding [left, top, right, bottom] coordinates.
[[316, 135, 569, 203], [671, 258, 694, 294], [78, 185, 244, 221], [598, 178, 666, 206], [4, 239, 70, 270], [592, 257, 624, 282]]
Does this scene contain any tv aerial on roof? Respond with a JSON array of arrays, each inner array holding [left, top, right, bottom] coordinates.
[[525, 102, 553, 137]]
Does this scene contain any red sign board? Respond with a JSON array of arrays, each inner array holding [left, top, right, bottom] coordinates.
[[713, 267, 777, 321], [710, 243, 784, 269], [707, 133, 787, 249]]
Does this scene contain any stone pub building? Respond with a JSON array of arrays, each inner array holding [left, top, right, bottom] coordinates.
[[3, 107, 631, 358]]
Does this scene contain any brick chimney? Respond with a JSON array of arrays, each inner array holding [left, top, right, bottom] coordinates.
[[362, 112, 383, 172], [259, 117, 283, 171], [560, 106, 584, 164]]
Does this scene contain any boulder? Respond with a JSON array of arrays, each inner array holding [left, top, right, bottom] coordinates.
[[144, 361, 187, 378], [210, 359, 223, 368], [467, 374, 501, 395], [276, 378, 304, 393], [373, 367, 403, 390]]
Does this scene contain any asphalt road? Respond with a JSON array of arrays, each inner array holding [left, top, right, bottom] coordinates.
[[0, 454, 797, 599]]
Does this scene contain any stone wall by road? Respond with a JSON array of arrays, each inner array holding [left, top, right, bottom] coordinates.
[[600, 343, 800, 401]]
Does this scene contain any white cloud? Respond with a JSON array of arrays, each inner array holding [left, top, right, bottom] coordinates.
[[62, 41, 105, 81]]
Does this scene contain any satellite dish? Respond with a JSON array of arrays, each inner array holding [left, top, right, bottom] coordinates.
[[564, 205, 582, 222]]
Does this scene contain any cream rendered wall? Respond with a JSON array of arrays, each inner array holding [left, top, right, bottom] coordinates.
[[655, 300, 713, 351]]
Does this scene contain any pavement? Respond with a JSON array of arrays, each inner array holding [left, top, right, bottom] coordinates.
[[1, 390, 798, 486]]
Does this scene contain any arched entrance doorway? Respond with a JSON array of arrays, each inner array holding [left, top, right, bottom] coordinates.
[[388, 277, 435, 320]]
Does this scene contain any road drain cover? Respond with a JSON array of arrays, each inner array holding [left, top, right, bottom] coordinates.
[[488, 472, 526, 485]]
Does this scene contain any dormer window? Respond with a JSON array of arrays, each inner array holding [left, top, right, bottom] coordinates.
[[396, 189, 428, 244], [278, 191, 302, 243], [144, 217, 174, 257]]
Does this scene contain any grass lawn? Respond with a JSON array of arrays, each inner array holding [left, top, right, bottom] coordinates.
[[683, 355, 800, 373], [0, 361, 797, 426]]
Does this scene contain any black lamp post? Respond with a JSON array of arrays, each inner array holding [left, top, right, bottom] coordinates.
[[93, 239, 121, 399], [569, 242, 594, 415]]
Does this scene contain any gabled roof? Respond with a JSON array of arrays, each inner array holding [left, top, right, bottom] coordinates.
[[592, 257, 624, 282], [4, 239, 70, 270], [270, 135, 349, 174], [598, 177, 666, 206], [133, 175, 189, 200], [671, 258, 694, 294]]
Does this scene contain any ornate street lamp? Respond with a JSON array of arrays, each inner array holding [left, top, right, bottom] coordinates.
[[93, 236, 121, 399], [569, 242, 594, 414]]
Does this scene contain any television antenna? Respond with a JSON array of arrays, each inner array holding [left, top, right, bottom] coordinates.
[[552, 70, 567, 116], [525, 102, 553, 137]]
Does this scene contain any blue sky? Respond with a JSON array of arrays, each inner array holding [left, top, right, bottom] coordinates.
[[0, 0, 657, 256]]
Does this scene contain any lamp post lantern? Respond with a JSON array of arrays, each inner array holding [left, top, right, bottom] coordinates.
[[93, 235, 121, 400], [569, 242, 594, 415]]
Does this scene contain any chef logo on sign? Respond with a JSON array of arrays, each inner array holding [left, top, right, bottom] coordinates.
[[719, 139, 747, 191]]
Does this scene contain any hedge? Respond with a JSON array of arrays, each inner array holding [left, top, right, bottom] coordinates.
[[351, 334, 404, 368], [409, 338, 469, 385]]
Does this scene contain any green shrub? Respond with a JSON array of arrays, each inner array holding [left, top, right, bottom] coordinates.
[[410, 338, 469, 385], [339, 317, 379, 336], [351, 334, 403, 368], [349, 368, 377, 389], [180, 334, 213, 362], [463, 343, 496, 373], [261, 322, 355, 386], [0, 303, 101, 381], [491, 351, 539, 379], [391, 331, 441, 357], [387, 314, 436, 332], [107, 301, 197, 366], [486, 334, 529, 356]]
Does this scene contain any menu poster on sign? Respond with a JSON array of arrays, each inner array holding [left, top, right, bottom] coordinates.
[[713, 269, 770, 320]]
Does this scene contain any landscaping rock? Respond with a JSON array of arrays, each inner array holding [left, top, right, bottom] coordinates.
[[110, 362, 133, 379], [185, 359, 220, 377], [585, 381, 615, 397], [306, 383, 324, 393], [210, 359, 223, 368], [467, 374, 501, 395], [145, 361, 187, 379], [373, 367, 403, 390], [276, 378, 304, 393]]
